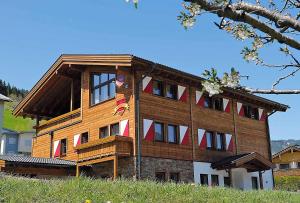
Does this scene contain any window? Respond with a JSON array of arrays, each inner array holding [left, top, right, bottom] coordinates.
[[153, 80, 164, 96], [251, 177, 259, 190], [279, 163, 290, 170], [211, 175, 219, 186], [244, 105, 259, 120], [91, 73, 116, 105], [155, 172, 166, 182], [8, 137, 17, 145], [206, 131, 214, 149], [298, 162, 300, 169], [224, 177, 231, 187], [60, 139, 67, 156], [214, 98, 223, 111], [155, 122, 164, 142], [215, 133, 225, 151], [167, 125, 178, 144], [170, 172, 180, 183], [204, 96, 213, 108], [99, 126, 109, 138], [166, 84, 177, 100], [81, 132, 89, 144], [200, 174, 208, 185], [24, 140, 32, 147], [110, 123, 120, 136]]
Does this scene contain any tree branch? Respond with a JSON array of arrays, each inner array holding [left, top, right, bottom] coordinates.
[[186, 0, 300, 50], [244, 87, 300, 94]]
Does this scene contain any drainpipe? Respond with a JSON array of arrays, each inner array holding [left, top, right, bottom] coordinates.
[[134, 63, 156, 179], [266, 110, 277, 189], [49, 131, 54, 158]]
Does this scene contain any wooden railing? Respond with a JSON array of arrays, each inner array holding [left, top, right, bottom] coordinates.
[[36, 109, 81, 135], [75, 136, 133, 162]]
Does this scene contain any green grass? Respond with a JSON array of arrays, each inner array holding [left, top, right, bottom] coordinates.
[[275, 176, 300, 192], [0, 176, 299, 203], [3, 102, 34, 132]]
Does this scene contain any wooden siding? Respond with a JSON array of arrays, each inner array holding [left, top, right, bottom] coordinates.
[[273, 151, 300, 164], [32, 65, 135, 161]]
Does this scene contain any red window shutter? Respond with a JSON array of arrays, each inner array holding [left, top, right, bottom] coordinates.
[[120, 119, 129, 136], [196, 91, 205, 107], [53, 140, 61, 158], [179, 125, 189, 145], [73, 134, 81, 147], [142, 76, 153, 94], [198, 129, 207, 150], [143, 119, 155, 141], [177, 85, 188, 102], [223, 98, 231, 113], [237, 102, 245, 116], [258, 108, 266, 121], [225, 134, 234, 152]]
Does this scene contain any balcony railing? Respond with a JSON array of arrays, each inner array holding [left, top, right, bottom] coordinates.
[[75, 136, 133, 163], [36, 108, 81, 135]]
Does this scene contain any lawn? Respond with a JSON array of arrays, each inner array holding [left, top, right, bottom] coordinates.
[[3, 102, 34, 132], [0, 176, 299, 203]]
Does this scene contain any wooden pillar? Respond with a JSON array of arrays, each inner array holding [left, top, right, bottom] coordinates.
[[113, 155, 118, 180], [259, 171, 264, 190], [70, 80, 74, 111], [76, 165, 80, 177], [228, 169, 233, 187]]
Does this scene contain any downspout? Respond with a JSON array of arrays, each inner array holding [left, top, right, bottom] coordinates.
[[134, 63, 156, 179], [266, 110, 277, 189]]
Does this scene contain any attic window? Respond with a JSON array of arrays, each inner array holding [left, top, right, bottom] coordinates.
[[91, 73, 116, 105]]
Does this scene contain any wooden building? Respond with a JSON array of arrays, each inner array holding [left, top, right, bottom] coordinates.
[[272, 145, 300, 177], [8, 54, 288, 190]]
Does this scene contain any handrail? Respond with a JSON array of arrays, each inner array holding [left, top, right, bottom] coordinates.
[[75, 136, 132, 150], [36, 108, 81, 129]]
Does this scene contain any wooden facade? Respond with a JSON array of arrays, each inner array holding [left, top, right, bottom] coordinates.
[[12, 54, 288, 180]]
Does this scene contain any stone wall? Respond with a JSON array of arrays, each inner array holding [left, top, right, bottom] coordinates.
[[140, 157, 194, 182]]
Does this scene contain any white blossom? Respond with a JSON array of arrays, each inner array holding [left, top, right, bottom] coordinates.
[[202, 81, 223, 96]]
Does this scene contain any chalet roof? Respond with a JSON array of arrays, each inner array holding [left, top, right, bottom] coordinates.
[[0, 155, 76, 167], [211, 152, 274, 172], [272, 145, 300, 159], [0, 93, 12, 102], [13, 54, 289, 118]]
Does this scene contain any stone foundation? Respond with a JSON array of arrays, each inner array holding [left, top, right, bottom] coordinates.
[[89, 157, 135, 179], [140, 157, 194, 182]]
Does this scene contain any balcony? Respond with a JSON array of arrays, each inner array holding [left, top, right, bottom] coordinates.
[[75, 135, 133, 164], [36, 108, 81, 135]]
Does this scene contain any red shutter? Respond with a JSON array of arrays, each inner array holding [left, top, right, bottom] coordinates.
[[53, 140, 61, 158], [198, 129, 207, 150], [237, 102, 244, 116], [258, 108, 266, 121], [143, 119, 155, 141], [73, 134, 81, 147], [225, 134, 234, 152], [223, 98, 230, 113], [120, 119, 129, 136], [177, 85, 188, 102], [196, 91, 205, 107], [179, 125, 189, 145], [142, 76, 153, 94]]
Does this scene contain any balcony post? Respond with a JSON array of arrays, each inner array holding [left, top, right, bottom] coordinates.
[[113, 155, 118, 180], [70, 79, 74, 111], [76, 165, 80, 177]]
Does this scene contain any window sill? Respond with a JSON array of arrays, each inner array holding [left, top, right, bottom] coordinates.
[[90, 97, 115, 109]]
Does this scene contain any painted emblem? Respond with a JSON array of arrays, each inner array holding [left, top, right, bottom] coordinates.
[[113, 98, 129, 115], [116, 74, 125, 87]]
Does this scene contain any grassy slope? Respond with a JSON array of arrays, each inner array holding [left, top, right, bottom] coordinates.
[[3, 102, 34, 132], [0, 177, 299, 203]]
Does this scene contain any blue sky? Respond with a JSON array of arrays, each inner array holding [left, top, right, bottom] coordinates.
[[0, 0, 299, 140]]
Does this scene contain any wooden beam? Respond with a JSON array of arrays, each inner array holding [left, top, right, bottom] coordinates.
[[114, 155, 118, 180], [70, 80, 74, 111], [259, 171, 264, 190], [77, 156, 114, 167], [228, 169, 233, 187], [76, 165, 80, 177]]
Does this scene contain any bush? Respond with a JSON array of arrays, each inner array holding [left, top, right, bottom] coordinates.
[[275, 176, 300, 192]]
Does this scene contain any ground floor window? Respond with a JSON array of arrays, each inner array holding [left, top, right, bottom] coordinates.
[[224, 176, 231, 187], [169, 172, 180, 183], [200, 174, 208, 185], [279, 163, 289, 169], [99, 126, 109, 138], [211, 175, 219, 186], [155, 172, 166, 182], [110, 123, 120, 136], [81, 132, 89, 144], [251, 177, 259, 190], [60, 138, 67, 156]]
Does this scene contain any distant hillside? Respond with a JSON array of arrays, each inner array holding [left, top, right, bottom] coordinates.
[[271, 140, 300, 155], [1, 79, 34, 132]]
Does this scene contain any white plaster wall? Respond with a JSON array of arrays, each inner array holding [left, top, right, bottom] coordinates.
[[18, 132, 34, 153], [290, 162, 297, 169], [0, 135, 6, 155], [193, 162, 228, 186], [193, 162, 273, 190]]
